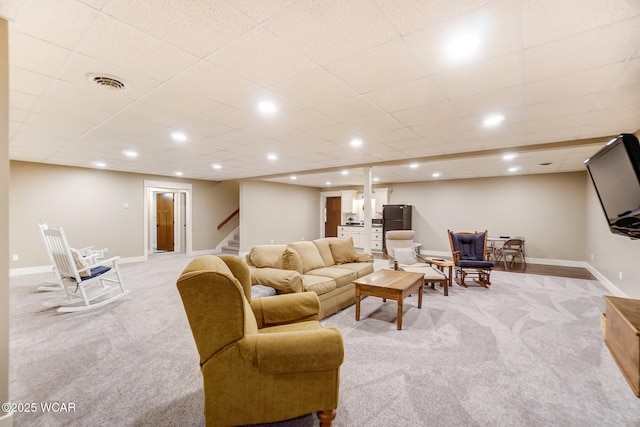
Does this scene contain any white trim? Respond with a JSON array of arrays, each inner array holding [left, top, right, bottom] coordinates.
[[143, 180, 192, 258], [586, 264, 627, 297], [0, 412, 13, 427]]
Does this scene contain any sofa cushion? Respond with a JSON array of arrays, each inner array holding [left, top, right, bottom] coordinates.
[[301, 274, 337, 295], [249, 245, 286, 269], [332, 262, 374, 278], [282, 247, 303, 273], [313, 238, 337, 267], [306, 267, 357, 288], [329, 237, 358, 264], [288, 241, 326, 273], [249, 266, 303, 294]]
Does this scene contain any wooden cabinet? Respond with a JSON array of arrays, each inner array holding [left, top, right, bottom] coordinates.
[[603, 295, 640, 396], [338, 226, 363, 248], [371, 227, 383, 252]]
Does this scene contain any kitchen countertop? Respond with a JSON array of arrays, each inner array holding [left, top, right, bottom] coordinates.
[[340, 224, 382, 227]]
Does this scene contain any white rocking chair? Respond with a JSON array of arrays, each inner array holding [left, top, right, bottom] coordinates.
[[38, 223, 102, 292], [41, 225, 129, 312]]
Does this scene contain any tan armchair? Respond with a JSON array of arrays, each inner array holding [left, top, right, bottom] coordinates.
[[176, 255, 344, 427]]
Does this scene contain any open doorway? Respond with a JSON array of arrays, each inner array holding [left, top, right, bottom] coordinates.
[[144, 180, 192, 258]]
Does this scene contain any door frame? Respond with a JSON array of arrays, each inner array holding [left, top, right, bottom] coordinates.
[[144, 180, 193, 258], [320, 191, 342, 238]]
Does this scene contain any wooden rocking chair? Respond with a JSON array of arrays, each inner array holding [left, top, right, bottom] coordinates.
[[41, 225, 129, 312]]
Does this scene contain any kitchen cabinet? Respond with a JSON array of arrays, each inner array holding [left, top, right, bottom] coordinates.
[[340, 190, 357, 213], [371, 227, 383, 252], [338, 225, 364, 248], [374, 188, 389, 215]]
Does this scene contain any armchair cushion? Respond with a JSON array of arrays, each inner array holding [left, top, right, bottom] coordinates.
[[250, 267, 303, 294], [329, 237, 358, 264], [282, 247, 303, 273], [458, 260, 494, 269], [70, 247, 90, 277], [393, 247, 416, 265], [252, 327, 344, 374], [250, 291, 320, 327]]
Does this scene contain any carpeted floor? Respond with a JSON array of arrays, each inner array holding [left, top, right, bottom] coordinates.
[[8, 255, 640, 426]]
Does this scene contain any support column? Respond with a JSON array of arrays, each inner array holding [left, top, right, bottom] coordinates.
[[362, 167, 372, 253]]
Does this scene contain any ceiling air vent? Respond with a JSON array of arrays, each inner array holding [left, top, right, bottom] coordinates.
[[86, 73, 126, 91]]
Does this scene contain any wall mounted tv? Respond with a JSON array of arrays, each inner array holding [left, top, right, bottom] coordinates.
[[585, 133, 640, 239]]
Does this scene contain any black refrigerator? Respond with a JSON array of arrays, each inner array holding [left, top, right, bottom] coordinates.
[[382, 204, 412, 252]]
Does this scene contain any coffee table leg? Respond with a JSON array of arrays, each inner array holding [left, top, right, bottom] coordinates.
[[418, 284, 423, 308], [397, 299, 403, 330], [355, 288, 361, 321]]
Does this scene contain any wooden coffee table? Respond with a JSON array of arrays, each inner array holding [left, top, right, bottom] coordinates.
[[425, 257, 455, 295], [353, 269, 425, 330]]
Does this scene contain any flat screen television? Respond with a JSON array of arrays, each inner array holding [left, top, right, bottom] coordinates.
[[585, 133, 640, 239]]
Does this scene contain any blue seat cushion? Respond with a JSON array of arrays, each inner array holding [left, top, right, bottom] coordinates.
[[81, 265, 111, 281], [458, 260, 494, 269]]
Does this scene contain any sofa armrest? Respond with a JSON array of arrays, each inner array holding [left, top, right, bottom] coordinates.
[[249, 266, 303, 294], [251, 291, 320, 328], [355, 252, 374, 263], [244, 327, 344, 374]]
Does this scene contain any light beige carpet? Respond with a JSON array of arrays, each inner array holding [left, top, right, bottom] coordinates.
[[8, 255, 640, 426]]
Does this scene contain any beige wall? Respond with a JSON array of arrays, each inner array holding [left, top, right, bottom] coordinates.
[[388, 172, 588, 261], [239, 180, 321, 251], [1, 17, 10, 425], [10, 161, 239, 268]]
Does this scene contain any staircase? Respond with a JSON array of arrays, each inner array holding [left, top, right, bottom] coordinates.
[[221, 233, 240, 255]]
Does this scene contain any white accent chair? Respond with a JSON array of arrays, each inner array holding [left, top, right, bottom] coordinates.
[[40, 225, 129, 312], [385, 230, 448, 293]]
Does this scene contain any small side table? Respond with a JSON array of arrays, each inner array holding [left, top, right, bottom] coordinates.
[[425, 257, 454, 295]]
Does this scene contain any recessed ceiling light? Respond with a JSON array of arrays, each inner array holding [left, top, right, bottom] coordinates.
[[92, 161, 106, 168], [432, 172, 441, 178], [409, 163, 419, 169], [350, 138, 363, 147], [508, 166, 520, 173], [502, 153, 517, 161], [290, 175, 297, 180], [175, 171, 183, 176], [447, 33, 480, 59], [484, 114, 505, 127], [212, 163, 222, 170], [258, 101, 277, 115], [122, 150, 138, 158], [325, 181, 331, 186], [341, 170, 349, 175], [373, 177, 379, 182], [171, 131, 187, 142], [267, 153, 278, 161]]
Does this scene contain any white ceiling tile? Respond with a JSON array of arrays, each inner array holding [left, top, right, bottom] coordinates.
[[393, 101, 459, 127], [106, 0, 256, 58], [77, 16, 199, 82], [365, 77, 444, 113], [9, 31, 70, 77], [525, 93, 602, 121], [226, 0, 298, 23], [347, 114, 405, 136], [0, 0, 98, 50], [524, 63, 622, 105], [449, 85, 524, 117], [273, 109, 337, 131], [208, 27, 317, 87], [10, 68, 52, 98], [271, 68, 358, 107], [264, 0, 397, 66], [79, 0, 110, 9], [169, 61, 261, 104], [315, 96, 385, 123], [139, 85, 221, 117], [432, 53, 522, 99], [404, 0, 522, 75], [326, 40, 428, 94], [521, 0, 640, 48], [375, 0, 493, 35], [9, 91, 38, 111], [524, 18, 640, 83]]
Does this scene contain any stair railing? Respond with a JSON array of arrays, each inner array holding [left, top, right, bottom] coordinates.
[[218, 208, 239, 230]]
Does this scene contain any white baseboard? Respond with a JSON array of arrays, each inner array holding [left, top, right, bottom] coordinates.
[[585, 264, 627, 297], [0, 411, 13, 427], [9, 255, 147, 277]]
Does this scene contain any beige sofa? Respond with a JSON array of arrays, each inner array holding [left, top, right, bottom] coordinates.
[[246, 237, 374, 319]]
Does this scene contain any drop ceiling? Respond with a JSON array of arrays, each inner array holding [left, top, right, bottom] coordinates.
[[2, 0, 639, 188]]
